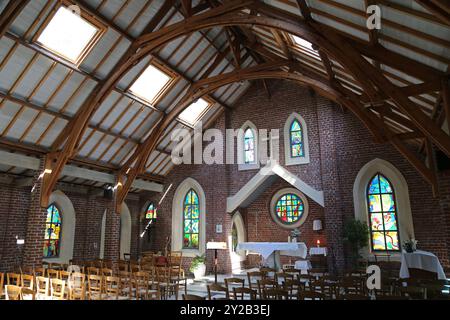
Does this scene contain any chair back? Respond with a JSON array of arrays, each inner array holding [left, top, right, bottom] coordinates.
[[0, 272, 4, 297], [22, 288, 35, 300], [47, 269, 60, 279], [247, 271, 265, 290], [263, 288, 289, 300], [36, 276, 50, 298], [88, 275, 103, 300], [69, 273, 86, 300], [207, 283, 228, 300], [105, 276, 121, 300], [257, 279, 278, 299], [225, 277, 245, 299], [51, 278, 66, 300], [101, 268, 113, 277], [233, 287, 256, 300], [299, 291, 325, 300], [87, 267, 100, 276], [7, 273, 21, 286], [5, 285, 22, 300], [21, 274, 34, 290], [34, 267, 46, 277]]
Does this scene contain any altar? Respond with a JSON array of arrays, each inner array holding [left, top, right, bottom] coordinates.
[[236, 242, 307, 271]]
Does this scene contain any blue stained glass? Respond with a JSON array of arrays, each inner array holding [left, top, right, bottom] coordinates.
[[368, 175, 380, 194], [275, 193, 304, 225], [43, 204, 61, 258], [183, 189, 200, 249], [289, 119, 304, 158]]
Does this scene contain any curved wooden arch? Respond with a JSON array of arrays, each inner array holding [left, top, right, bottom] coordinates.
[[45, 2, 447, 208], [117, 69, 383, 205]]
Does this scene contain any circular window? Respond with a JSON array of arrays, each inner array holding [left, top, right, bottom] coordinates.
[[270, 188, 309, 229]]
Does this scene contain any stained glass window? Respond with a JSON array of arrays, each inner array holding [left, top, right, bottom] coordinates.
[[290, 119, 304, 158], [43, 204, 62, 258], [367, 174, 400, 251], [146, 203, 157, 220], [231, 224, 238, 252], [183, 189, 200, 249], [275, 194, 304, 225], [244, 128, 256, 164]]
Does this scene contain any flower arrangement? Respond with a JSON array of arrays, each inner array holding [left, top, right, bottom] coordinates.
[[403, 239, 418, 253], [290, 228, 301, 241]]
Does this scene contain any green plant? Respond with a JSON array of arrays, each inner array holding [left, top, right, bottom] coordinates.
[[343, 219, 369, 262], [189, 255, 206, 273]]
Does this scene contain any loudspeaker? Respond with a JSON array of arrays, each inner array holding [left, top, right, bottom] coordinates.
[[104, 188, 113, 199], [436, 150, 450, 172]]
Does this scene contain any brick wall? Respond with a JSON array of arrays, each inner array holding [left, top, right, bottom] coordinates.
[[147, 80, 450, 274]]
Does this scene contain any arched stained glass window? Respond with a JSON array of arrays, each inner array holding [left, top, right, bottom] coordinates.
[[290, 119, 304, 158], [275, 193, 304, 225], [367, 173, 400, 251], [231, 224, 238, 253], [43, 204, 62, 258], [146, 203, 157, 220], [183, 189, 200, 249], [244, 127, 256, 164]]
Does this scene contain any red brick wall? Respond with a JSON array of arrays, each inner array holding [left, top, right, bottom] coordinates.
[[147, 80, 450, 274]]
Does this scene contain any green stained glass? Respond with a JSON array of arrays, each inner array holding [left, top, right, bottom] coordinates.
[[146, 203, 157, 220], [275, 193, 304, 225], [43, 204, 62, 258], [183, 189, 200, 249], [367, 174, 400, 252], [290, 119, 305, 158]]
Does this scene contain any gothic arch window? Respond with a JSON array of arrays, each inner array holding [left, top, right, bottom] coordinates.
[[238, 120, 260, 171], [290, 119, 304, 158], [183, 189, 200, 249], [367, 173, 400, 251], [172, 178, 206, 257], [244, 127, 256, 165], [44, 204, 62, 258], [146, 203, 157, 220], [284, 113, 310, 166]]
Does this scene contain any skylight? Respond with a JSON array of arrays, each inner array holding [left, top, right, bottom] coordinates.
[[292, 35, 316, 52], [37, 6, 101, 63], [178, 99, 210, 125], [129, 64, 172, 104]]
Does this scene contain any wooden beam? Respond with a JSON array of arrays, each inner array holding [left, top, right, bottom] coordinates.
[[424, 138, 438, 196], [181, 0, 193, 17], [0, 0, 30, 38], [296, 0, 312, 21], [415, 0, 450, 26]]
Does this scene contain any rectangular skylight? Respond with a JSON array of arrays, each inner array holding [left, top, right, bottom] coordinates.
[[178, 99, 210, 125], [36, 6, 101, 63], [129, 64, 172, 104]]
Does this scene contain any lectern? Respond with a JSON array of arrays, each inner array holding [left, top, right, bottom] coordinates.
[[206, 242, 227, 283]]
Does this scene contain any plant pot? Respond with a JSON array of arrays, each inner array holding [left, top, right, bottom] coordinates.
[[193, 263, 206, 280]]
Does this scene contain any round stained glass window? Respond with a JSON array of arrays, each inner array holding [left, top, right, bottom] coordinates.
[[275, 193, 304, 225]]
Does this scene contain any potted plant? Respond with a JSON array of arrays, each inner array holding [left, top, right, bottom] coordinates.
[[189, 255, 206, 280], [343, 219, 369, 269]]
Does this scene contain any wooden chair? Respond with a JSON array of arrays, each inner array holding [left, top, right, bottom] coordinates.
[[225, 277, 245, 300], [118, 260, 129, 272], [87, 267, 100, 276], [101, 268, 113, 277], [247, 271, 265, 293], [275, 272, 294, 285], [118, 271, 133, 299], [207, 283, 228, 300], [21, 274, 34, 291], [21, 288, 35, 300], [50, 278, 66, 300], [36, 276, 50, 300], [339, 293, 370, 300], [263, 288, 289, 300], [7, 273, 21, 286], [34, 267, 46, 277], [168, 252, 187, 296], [257, 279, 278, 299], [104, 276, 128, 300], [87, 275, 103, 300], [283, 279, 305, 299], [5, 285, 22, 300], [47, 269, 60, 279], [132, 271, 150, 300], [69, 273, 86, 300], [311, 279, 335, 299], [144, 270, 161, 300], [233, 287, 257, 300], [260, 267, 276, 278], [155, 267, 178, 300]]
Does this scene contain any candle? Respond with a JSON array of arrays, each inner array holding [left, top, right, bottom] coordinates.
[[317, 240, 321, 247]]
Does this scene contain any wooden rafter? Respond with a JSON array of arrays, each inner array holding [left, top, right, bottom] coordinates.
[[415, 0, 450, 26], [0, 0, 30, 38]]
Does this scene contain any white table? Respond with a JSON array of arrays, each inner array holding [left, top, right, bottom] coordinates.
[[294, 260, 312, 274], [399, 250, 447, 280], [236, 242, 307, 271], [310, 247, 327, 256]]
